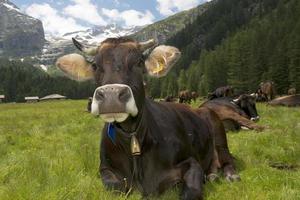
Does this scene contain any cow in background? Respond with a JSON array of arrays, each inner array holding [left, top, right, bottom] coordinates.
[[208, 86, 234, 100], [255, 88, 268, 102], [269, 95, 300, 107], [201, 94, 263, 132], [288, 88, 296, 95], [257, 81, 275, 101], [164, 95, 177, 102], [191, 91, 199, 102], [178, 90, 192, 103]]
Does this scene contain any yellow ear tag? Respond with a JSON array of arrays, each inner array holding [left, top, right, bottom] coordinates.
[[152, 60, 165, 74]]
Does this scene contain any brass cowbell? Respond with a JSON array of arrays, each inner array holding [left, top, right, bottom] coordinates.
[[131, 134, 141, 156]]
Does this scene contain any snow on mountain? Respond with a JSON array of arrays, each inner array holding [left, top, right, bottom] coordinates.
[[61, 24, 141, 45], [0, 0, 45, 57], [3, 2, 20, 12], [36, 24, 143, 70]]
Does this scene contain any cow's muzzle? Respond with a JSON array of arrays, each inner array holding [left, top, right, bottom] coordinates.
[[250, 116, 260, 122], [91, 84, 138, 123]]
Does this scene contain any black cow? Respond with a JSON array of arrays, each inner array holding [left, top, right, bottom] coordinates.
[[201, 94, 262, 132], [56, 37, 240, 200], [208, 86, 234, 100], [87, 97, 92, 112], [178, 90, 192, 104], [178, 90, 192, 103], [255, 88, 268, 102]]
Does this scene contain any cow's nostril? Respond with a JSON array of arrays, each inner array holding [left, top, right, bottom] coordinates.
[[119, 88, 131, 102], [96, 90, 105, 101]]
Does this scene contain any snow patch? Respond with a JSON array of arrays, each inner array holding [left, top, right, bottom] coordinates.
[[40, 64, 47, 71], [3, 3, 21, 13]]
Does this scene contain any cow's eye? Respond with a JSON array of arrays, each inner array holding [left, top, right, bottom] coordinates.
[[95, 64, 104, 73], [92, 63, 97, 71], [132, 58, 144, 69]]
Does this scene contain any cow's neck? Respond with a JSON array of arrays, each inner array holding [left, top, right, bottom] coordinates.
[[114, 100, 147, 148], [116, 104, 144, 133]]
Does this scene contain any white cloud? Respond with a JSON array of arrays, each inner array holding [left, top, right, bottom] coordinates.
[[102, 8, 154, 27], [24, 1, 155, 36], [156, 0, 203, 16], [63, 0, 107, 26], [25, 3, 87, 36]]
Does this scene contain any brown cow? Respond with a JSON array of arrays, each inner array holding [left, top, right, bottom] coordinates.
[[208, 86, 234, 100], [200, 95, 264, 132], [191, 91, 199, 102], [179, 90, 192, 103], [268, 95, 300, 107], [56, 37, 240, 200], [164, 95, 177, 102], [288, 88, 296, 95], [255, 88, 268, 102], [258, 81, 275, 101]]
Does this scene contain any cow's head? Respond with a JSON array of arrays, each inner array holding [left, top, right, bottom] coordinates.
[[56, 38, 180, 124], [233, 94, 260, 121]]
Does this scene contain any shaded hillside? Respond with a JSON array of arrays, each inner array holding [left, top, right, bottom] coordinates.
[[185, 0, 300, 95], [0, 0, 45, 56], [131, 2, 211, 43], [166, 0, 281, 71], [147, 0, 293, 97]]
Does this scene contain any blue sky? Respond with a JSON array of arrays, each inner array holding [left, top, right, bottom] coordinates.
[[11, 0, 210, 36]]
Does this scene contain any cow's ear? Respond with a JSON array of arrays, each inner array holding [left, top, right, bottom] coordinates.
[[56, 53, 94, 81], [144, 45, 181, 78]]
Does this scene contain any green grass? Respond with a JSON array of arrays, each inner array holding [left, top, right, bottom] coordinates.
[[0, 100, 299, 200]]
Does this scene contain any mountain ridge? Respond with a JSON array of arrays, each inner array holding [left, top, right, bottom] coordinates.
[[0, 0, 45, 56]]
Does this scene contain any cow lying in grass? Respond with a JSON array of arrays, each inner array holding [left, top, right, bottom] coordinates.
[[200, 95, 264, 132], [268, 95, 300, 107], [56, 37, 240, 200]]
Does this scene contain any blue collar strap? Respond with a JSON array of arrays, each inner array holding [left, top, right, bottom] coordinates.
[[107, 123, 116, 144]]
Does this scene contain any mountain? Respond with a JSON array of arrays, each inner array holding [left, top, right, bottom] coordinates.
[[131, 2, 212, 43], [62, 24, 143, 45], [146, 0, 295, 98], [0, 0, 45, 56], [36, 3, 211, 70], [37, 24, 143, 68]]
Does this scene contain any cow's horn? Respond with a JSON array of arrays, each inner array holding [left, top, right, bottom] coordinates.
[[72, 38, 98, 56], [233, 98, 239, 103], [139, 39, 157, 51]]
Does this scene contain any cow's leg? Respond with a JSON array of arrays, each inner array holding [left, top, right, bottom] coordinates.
[[100, 166, 127, 192], [202, 107, 240, 182], [206, 149, 220, 182], [216, 145, 240, 182], [100, 137, 128, 193], [223, 113, 264, 131], [179, 158, 204, 200], [210, 112, 240, 182]]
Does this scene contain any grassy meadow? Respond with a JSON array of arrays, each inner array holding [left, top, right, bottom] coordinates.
[[0, 100, 299, 200]]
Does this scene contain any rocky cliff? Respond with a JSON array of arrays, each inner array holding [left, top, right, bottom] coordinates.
[[0, 0, 45, 56]]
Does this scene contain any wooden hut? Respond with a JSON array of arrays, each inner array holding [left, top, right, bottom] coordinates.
[[25, 96, 39, 103], [0, 95, 5, 103], [40, 94, 66, 101]]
